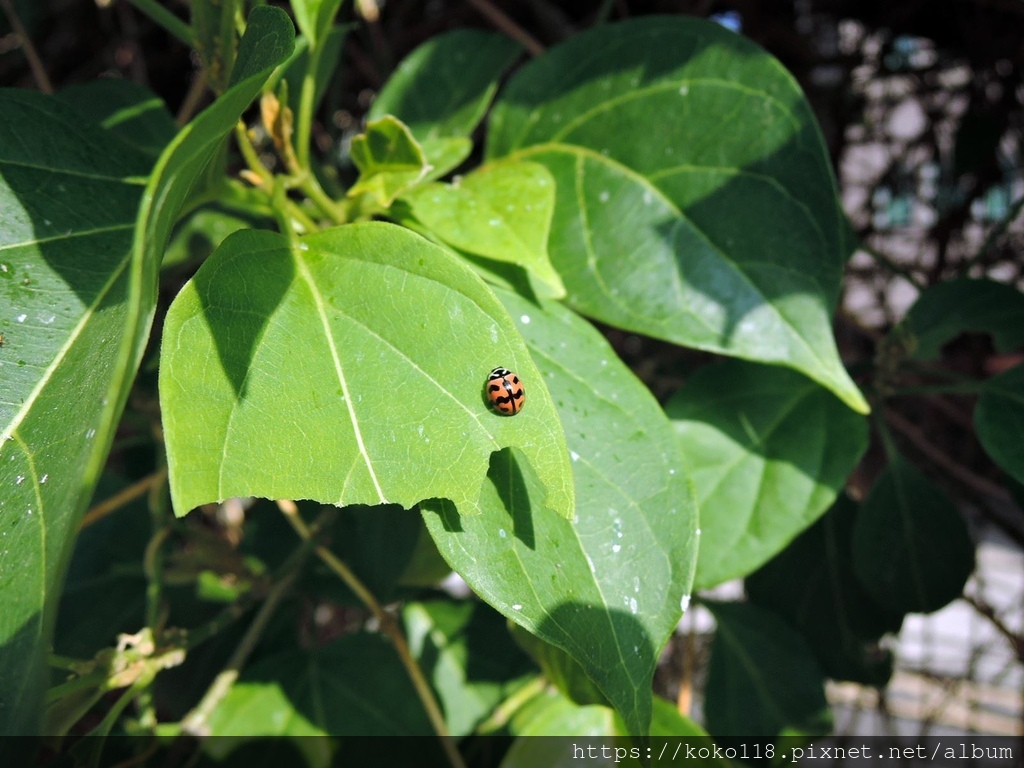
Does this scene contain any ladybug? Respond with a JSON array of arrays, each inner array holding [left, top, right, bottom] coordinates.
[[486, 367, 525, 415]]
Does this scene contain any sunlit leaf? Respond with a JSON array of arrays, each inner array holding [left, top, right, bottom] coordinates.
[[488, 16, 867, 413], [160, 223, 574, 518], [425, 292, 698, 737]]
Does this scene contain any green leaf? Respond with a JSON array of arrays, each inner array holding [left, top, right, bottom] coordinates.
[[904, 278, 1024, 360], [369, 29, 522, 141], [746, 495, 900, 686], [0, 90, 151, 736], [666, 360, 868, 589], [403, 160, 565, 297], [230, 6, 296, 87], [420, 137, 474, 181], [403, 600, 535, 736], [160, 222, 574, 518], [976, 363, 1024, 485], [55, 80, 176, 158], [487, 17, 867, 414], [424, 291, 698, 737], [703, 600, 831, 738], [349, 116, 430, 206], [205, 634, 434, 745], [290, 0, 344, 49], [0, 7, 293, 735], [503, 692, 714, 765], [852, 455, 974, 614], [507, 687, 618, 738]]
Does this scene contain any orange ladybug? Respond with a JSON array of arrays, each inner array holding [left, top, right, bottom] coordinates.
[[486, 367, 525, 415]]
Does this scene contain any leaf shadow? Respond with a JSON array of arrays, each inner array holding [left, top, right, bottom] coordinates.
[[191, 230, 293, 399]]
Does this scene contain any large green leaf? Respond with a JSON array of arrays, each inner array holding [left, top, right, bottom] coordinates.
[[487, 16, 867, 414], [160, 223, 573, 518], [746, 495, 901, 686], [425, 292, 698, 737], [667, 360, 867, 589], [852, 455, 974, 614], [0, 6, 293, 735], [402, 160, 565, 297], [975, 363, 1024, 486], [369, 29, 522, 142], [903, 278, 1024, 360], [703, 600, 831, 738], [0, 91, 150, 735]]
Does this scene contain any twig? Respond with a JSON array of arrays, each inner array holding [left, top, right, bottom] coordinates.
[[677, 629, 694, 716], [0, 0, 53, 93], [884, 408, 1012, 502], [962, 191, 1024, 272], [176, 68, 208, 127], [466, 0, 545, 57], [80, 469, 168, 530], [858, 242, 925, 291], [179, 555, 305, 735], [276, 499, 467, 768], [962, 593, 1024, 664]]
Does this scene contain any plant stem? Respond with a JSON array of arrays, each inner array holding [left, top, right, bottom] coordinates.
[[80, 469, 167, 530], [179, 507, 333, 735], [297, 173, 346, 224], [887, 382, 985, 397], [466, 0, 544, 56], [295, 48, 320, 172], [276, 500, 466, 768], [475, 676, 547, 734], [125, 0, 194, 47], [234, 121, 274, 186], [179, 556, 304, 735], [859, 243, 925, 291], [0, 0, 53, 93]]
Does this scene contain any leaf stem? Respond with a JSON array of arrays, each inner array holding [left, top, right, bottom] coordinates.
[[124, 0, 195, 47], [234, 120, 274, 186], [859, 243, 925, 291], [295, 48, 320, 172], [466, 0, 544, 56], [475, 676, 547, 734], [180, 556, 303, 735], [887, 382, 986, 397], [297, 173, 346, 224], [80, 469, 167, 530], [179, 507, 334, 735], [275, 500, 466, 768], [0, 0, 53, 93]]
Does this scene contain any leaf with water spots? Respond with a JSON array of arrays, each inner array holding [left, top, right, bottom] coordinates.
[[487, 16, 867, 414], [0, 7, 293, 734], [160, 222, 574, 518], [424, 291, 698, 737]]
